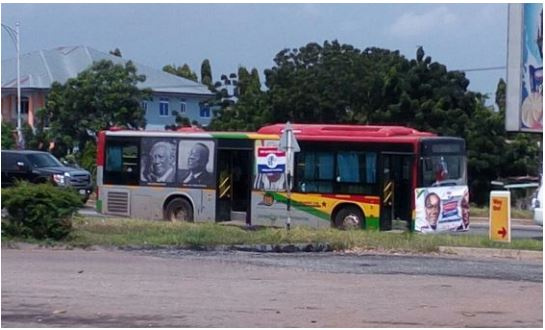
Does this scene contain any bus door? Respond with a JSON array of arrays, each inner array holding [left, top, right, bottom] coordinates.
[[216, 141, 254, 224], [381, 153, 413, 230]]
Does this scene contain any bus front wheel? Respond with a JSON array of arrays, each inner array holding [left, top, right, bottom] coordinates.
[[334, 206, 364, 230], [164, 198, 194, 222]]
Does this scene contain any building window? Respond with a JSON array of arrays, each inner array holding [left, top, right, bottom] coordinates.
[[141, 101, 148, 114], [14, 96, 29, 115], [200, 102, 210, 118], [159, 98, 169, 116], [180, 101, 186, 114]]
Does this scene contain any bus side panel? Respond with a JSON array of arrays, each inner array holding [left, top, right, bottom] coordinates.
[[99, 185, 216, 222], [251, 191, 380, 229]]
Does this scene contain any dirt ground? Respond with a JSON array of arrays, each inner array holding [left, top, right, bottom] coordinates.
[[1, 245, 542, 327]]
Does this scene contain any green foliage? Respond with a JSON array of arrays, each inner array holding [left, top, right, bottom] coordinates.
[[1, 122, 15, 149], [79, 141, 97, 183], [209, 66, 269, 131], [209, 41, 539, 206], [163, 63, 198, 82], [200, 59, 213, 90], [466, 80, 541, 204], [109, 48, 122, 57], [37, 60, 149, 157], [165, 110, 192, 131], [2, 182, 83, 240]]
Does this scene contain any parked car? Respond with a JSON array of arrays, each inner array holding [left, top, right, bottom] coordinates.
[[1, 150, 93, 202], [531, 180, 543, 226]]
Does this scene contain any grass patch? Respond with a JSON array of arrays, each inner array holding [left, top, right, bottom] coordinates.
[[471, 205, 533, 219], [60, 217, 542, 253]]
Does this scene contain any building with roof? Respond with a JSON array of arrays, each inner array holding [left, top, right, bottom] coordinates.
[[1, 46, 215, 130]]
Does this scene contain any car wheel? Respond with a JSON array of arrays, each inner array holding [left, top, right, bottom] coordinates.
[[164, 198, 193, 222], [334, 206, 365, 230]]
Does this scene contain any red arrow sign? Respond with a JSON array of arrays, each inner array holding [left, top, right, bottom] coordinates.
[[497, 227, 507, 238]]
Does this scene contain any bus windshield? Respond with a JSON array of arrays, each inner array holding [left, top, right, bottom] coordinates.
[[421, 155, 467, 187]]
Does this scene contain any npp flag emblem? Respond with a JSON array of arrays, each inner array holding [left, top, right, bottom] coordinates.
[[257, 147, 286, 173]]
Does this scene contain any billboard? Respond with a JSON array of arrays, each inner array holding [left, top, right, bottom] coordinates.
[[506, 4, 543, 132]]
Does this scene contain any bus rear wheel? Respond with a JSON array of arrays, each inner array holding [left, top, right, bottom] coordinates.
[[334, 206, 364, 230], [164, 198, 193, 222]]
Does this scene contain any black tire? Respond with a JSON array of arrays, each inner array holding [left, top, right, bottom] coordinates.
[[164, 198, 193, 222], [334, 206, 365, 230]]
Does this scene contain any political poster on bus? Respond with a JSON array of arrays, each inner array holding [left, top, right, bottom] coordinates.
[[414, 186, 470, 233], [254, 144, 287, 191]]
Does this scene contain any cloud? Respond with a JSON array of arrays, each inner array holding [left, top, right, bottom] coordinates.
[[388, 6, 458, 37]]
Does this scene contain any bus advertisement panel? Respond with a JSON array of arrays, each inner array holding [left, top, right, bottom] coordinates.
[[414, 186, 469, 233]]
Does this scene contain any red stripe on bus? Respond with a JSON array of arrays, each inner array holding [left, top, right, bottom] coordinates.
[[321, 194, 380, 205], [97, 131, 105, 166]]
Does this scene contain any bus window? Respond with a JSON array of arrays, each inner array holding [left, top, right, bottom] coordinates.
[[296, 152, 334, 193], [104, 140, 140, 185], [295, 150, 377, 195], [336, 151, 377, 194]]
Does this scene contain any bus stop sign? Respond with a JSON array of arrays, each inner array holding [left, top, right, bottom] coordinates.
[[278, 122, 300, 153]]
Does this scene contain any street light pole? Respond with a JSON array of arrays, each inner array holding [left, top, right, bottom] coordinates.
[[2, 22, 22, 148], [15, 22, 22, 149]]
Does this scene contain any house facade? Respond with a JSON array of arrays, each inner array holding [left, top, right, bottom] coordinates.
[[1, 46, 215, 130]]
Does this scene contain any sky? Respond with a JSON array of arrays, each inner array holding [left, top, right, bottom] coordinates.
[[1, 3, 508, 102]]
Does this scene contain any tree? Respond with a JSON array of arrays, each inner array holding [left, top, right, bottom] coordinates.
[[37, 59, 150, 157], [1, 122, 15, 149], [200, 59, 213, 90], [209, 66, 269, 131], [109, 48, 122, 57], [162, 63, 198, 82]]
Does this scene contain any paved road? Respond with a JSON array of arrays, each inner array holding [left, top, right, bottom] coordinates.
[[2, 246, 542, 327]]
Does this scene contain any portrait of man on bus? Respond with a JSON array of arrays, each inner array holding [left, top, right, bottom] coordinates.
[[177, 140, 215, 187], [457, 189, 470, 231], [141, 139, 177, 184], [424, 192, 441, 230]]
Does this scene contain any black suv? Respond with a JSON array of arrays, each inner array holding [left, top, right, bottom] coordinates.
[[1, 150, 93, 202]]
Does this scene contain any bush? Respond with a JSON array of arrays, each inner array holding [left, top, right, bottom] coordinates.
[[1, 182, 83, 240], [1, 122, 16, 149]]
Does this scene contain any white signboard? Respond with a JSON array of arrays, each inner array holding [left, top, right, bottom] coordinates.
[[415, 185, 470, 233]]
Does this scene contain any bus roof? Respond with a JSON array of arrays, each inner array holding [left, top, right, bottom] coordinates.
[[103, 129, 279, 141], [257, 123, 436, 143]]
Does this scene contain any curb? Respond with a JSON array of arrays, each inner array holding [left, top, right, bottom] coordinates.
[[438, 246, 543, 261], [120, 243, 334, 253]]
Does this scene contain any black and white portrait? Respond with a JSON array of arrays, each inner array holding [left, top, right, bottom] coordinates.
[[141, 139, 177, 184], [177, 140, 215, 187]]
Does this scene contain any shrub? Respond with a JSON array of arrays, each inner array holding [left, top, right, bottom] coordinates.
[[1, 122, 15, 149], [1, 182, 83, 240]]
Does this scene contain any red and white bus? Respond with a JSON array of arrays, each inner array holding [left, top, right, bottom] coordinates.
[[96, 123, 468, 232]]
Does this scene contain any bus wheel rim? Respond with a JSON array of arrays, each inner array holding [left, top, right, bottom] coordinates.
[[343, 214, 360, 228], [173, 209, 187, 221]]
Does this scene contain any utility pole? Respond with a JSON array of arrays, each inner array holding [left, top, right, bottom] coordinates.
[[2, 22, 23, 148]]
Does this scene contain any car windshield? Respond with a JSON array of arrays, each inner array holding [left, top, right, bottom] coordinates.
[[27, 153, 64, 168]]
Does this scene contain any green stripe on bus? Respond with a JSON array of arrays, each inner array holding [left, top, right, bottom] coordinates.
[[209, 133, 250, 139], [366, 217, 380, 230], [270, 192, 381, 230], [270, 192, 330, 221], [96, 199, 102, 213]]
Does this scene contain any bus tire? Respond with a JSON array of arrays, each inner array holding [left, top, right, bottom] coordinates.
[[334, 206, 364, 230], [164, 198, 194, 222]]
